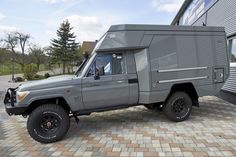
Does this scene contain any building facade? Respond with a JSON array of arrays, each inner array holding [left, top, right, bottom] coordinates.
[[172, 0, 236, 94], [81, 41, 97, 54]]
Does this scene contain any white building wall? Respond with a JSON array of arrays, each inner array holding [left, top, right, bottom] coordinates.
[[178, 0, 236, 94], [206, 0, 236, 36]]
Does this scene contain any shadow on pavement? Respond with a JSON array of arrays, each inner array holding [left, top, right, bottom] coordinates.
[[216, 90, 236, 105]]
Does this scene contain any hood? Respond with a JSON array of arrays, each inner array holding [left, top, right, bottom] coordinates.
[[18, 75, 80, 91]]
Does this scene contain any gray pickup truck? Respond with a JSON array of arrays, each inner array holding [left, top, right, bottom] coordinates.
[[4, 25, 229, 143]]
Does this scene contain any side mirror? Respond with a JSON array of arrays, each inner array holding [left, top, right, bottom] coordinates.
[[94, 75, 100, 80]]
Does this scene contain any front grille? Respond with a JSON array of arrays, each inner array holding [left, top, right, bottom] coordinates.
[[4, 88, 17, 106]]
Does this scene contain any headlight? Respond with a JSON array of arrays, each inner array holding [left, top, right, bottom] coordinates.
[[17, 91, 30, 102]]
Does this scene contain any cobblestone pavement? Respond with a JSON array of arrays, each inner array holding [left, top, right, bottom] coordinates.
[[0, 96, 236, 157]]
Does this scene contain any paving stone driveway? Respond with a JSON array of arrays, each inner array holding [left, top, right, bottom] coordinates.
[[0, 96, 236, 157]]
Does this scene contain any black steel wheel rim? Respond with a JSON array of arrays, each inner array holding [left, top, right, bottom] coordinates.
[[172, 97, 187, 114], [39, 113, 61, 134]]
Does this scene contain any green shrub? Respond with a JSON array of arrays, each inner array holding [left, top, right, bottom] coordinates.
[[34, 74, 44, 80], [44, 73, 50, 78], [34, 74, 40, 79], [15, 77, 24, 82], [23, 64, 38, 80]]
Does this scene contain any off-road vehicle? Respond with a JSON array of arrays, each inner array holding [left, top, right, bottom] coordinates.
[[4, 25, 229, 143]]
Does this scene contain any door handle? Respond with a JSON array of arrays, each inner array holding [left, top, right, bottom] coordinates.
[[117, 80, 125, 83], [128, 79, 138, 84]]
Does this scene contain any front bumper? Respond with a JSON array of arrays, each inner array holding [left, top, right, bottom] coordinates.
[[3, 88, 27, 116], [5, 105, 28, 116]]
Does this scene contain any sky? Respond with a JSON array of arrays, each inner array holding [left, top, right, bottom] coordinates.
[[0, 0, 184, 47]]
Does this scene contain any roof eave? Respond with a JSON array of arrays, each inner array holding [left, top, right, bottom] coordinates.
[[171, 0, 193, 25]]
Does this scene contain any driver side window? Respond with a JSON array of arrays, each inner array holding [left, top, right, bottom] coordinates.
[[86, 53, 124, 77]]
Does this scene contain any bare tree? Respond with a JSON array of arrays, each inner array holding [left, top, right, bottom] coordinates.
[[29, 45, 45, 71], [2, 32, 30, 70], [2, 33, 18, 55], [16, 32, 30, 69]]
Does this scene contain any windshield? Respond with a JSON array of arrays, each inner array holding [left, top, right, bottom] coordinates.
[[75, 33, 106, 76]]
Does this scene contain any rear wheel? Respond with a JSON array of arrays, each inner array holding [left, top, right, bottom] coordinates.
[[27, 104, 70, 143], [163, 92, 192, 122]]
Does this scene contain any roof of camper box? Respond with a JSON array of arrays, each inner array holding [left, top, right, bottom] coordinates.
[[108, 24, 225, 32]]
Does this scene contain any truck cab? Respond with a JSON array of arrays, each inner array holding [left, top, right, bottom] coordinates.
[[79, 52, 138, 112]]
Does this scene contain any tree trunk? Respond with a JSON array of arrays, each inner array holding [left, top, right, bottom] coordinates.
[[48, 62, 52, 70], [63, 61, 66, 74], [37, 63, 40, 71], [22, 52, 25, 69], [66, 63, 70, 74], [71, 66, 73, 73]]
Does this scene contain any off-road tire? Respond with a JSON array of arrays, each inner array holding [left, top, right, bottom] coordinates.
[[163, 92, 192, 122], [27, 104, 70, 143]]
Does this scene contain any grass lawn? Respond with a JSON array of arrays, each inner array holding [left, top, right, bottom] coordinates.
[[0, 61, 22, 75], [0, 62, 47, 76]]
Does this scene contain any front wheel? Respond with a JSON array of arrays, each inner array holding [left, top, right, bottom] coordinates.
[[27, 104, 70, 143], [163, 92, 192, 122]]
